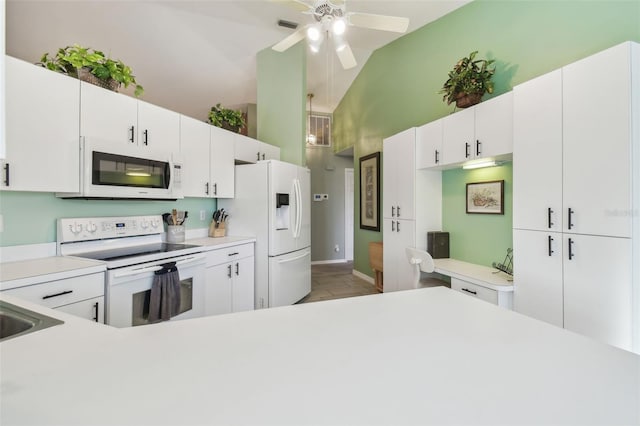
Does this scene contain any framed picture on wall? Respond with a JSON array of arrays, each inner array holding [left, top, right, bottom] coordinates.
[[359, 152, 380, 231], [466, 180, 504, 214]]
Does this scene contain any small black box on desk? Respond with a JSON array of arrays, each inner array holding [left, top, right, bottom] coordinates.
[[427, 232, 449, 259]]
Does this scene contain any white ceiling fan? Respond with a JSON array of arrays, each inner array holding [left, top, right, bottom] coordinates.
[[272, 0, 410, 69]]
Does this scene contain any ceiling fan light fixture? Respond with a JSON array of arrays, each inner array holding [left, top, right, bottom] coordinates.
[[332, 18, 346, 35], [307, 25, 321, 41]]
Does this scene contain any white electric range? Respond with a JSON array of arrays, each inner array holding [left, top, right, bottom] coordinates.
[[57, 215, 206, 327]]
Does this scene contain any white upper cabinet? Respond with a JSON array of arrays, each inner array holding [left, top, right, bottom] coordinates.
[[513, 70, 563, 232], [81, 82, 180, 155], [474, 92, 513, 158], [210, 125, 235, 198], [441, 92, 513, 167], [234, 133, 280, 163], [562, 43, 632, 238], [441, 107, 475, 165], [180, 115, 211, 198], [2, 56, 80, 192], [180, 117, 235, 199], [80, 81, 138, 144], [383, 128, 415, 220], [136, 100, 180, 154], [416, 119, 443, 169]]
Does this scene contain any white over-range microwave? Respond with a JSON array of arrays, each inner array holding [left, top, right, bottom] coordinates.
[[57, 137, 183, 200]]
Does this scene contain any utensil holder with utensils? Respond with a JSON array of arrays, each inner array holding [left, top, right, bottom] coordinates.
[[166, 225, 185, 243]]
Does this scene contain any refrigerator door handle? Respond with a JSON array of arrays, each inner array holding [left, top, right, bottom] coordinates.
[[296, 178, 302, 238]]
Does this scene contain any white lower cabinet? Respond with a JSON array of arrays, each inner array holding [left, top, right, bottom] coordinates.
[[513, 230, 564, 327], [204, 243, 254, 315], [514, 229, 633, 351], [563, 234, 632, 351], [2, 273, 105, 323], [383, 219, 415, 292], [55, 296, 104, 323]]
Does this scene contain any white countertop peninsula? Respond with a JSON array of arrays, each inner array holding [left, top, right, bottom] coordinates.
[[0, 256, 106, 290], [1, 287, 638, 425]]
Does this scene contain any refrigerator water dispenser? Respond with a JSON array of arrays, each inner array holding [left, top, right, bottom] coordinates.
[[276, 193, 290, 230]]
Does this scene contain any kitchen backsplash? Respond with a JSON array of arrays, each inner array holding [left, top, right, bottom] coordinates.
[[0, 192, 216, 247]]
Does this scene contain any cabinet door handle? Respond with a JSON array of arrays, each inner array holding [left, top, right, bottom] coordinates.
[[93, 302, 99, 322], [548, 235, 554, 256], [396, 221, 400, 232], [568, 238, 575, 260], [129, 126, 135, 143], [391, 206, 395, 217], [465, 142, 471, 158], [143, 129, 149, 146], [547, 208, 554, 229], [42, 290, 73, 300], [205, 182, 210, 195], [228, 252, 239, 257], [462, 288, 477, 295], [391, 221, 395, 232], [476, 140, 481, 156], [262, 153, 266, 160], [257, 152, 261, 162], [3, 163, 9, 187], [567, 208, 574, 230], [434, 150, 439, 164], [213, 183, 218, 196], [396, 206, 401, 217], [227, 264, 232, 278], [235, 262, 239, 276]]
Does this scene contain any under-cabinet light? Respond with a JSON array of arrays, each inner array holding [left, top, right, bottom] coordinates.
[[462, 160, 503, 170]]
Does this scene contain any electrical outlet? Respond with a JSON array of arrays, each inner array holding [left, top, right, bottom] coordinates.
[[200, 210, 206, 221], [313, 194, 322, 201], [334, 244, 340, 252]]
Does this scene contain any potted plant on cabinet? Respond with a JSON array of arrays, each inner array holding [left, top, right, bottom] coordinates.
[[38, 45, 144, 96], [208, 103, 246, 133], [438, 51, 495, 108]]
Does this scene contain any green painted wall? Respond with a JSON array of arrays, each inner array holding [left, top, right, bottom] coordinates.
[[442, 163, 512, 266], [257, 43, 307, 166], [0, 192, 215, 246], [333, 0, 640, 276]]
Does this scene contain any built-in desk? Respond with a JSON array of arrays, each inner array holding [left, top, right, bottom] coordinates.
[[433, 258, 513, 309]]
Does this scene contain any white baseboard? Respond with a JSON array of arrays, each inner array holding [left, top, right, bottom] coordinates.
[[352, 269, 375, 284], [311, 259, 349, 265]]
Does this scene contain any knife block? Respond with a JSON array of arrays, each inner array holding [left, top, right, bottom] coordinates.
[[209, 221, 226, 238]]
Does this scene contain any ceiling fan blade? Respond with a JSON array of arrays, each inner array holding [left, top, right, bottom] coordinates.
[[336, 42, 357, 70], [348, 12, 410, 33], [272, 27, 307, 52], [270, 0, 313, 12]]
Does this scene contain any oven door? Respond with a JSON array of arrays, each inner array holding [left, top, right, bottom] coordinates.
[[106, 253, 205, 328]]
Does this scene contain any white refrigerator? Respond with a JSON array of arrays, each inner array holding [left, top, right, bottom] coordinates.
[[220, 160, 311, 309]]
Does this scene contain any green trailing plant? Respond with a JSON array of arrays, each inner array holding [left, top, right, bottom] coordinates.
[[38, 45, 144, 96], [208, 103, 246, 131], [439, 51, 495, 106]]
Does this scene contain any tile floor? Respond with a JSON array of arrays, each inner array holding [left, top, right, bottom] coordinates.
[[298, 261, 379, 304]]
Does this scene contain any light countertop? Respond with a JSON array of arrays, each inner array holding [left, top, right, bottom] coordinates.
[[0, 256, 106, 291], [187, 235, 256, 250], [434, 258, 514, 291], [1, 287, 638, 425]]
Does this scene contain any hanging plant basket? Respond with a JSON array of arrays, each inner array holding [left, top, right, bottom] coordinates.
[[455, 92, 483, 108], [76, 67, 120, 92]]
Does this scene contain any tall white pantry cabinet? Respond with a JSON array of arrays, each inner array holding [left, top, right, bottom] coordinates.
[[513, 41, 639, 353], [382, 128, 442, 292]]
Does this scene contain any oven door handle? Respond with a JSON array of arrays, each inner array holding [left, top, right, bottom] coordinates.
[[113, 256, 203, 278]]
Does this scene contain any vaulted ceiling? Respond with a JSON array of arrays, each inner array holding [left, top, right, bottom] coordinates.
[[6, 0, 469, 120]]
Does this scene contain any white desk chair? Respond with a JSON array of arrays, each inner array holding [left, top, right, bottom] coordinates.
[[406, 247, 446, 289]]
